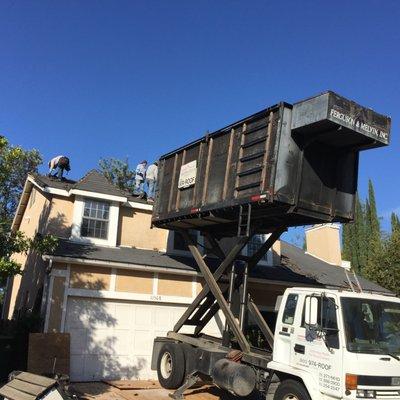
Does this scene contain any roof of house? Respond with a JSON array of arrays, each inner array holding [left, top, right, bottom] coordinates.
[[47, 238, 391, 294], [30, 170, 149, 204], [280, 241, 390, 293]]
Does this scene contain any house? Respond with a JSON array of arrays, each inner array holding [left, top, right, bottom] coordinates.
[[1, 170, 389, 382]]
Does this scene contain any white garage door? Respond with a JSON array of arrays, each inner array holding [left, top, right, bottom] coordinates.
[[65, 297, 223, 382]]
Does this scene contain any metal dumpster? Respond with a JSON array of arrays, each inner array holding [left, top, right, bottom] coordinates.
[[152, 91, 390, 235]]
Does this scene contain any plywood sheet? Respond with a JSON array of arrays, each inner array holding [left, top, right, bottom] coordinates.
[[27, 333, 70, 376], [103, 380, 161, 390]]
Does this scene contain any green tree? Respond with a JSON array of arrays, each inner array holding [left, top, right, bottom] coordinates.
[[364, 180, 382, 280], [0, 136, 42, 224], [342, 194, 366, 274], [0, 229, 58, 286], [99, 157, 135, 192], [0, 136, 57, 285], [391, 212, 400, 234], [367, 221, 400, 295]]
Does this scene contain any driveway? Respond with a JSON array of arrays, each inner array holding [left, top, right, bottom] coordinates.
[[70, 381, 266, 400]]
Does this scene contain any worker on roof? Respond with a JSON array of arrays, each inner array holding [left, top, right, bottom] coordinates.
[[146, 161, 158, 203], [133, 160, 147, 198], [48, 155, 71, 180]]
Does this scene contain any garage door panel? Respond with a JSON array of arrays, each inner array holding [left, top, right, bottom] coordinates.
[[66, 299, 89, 328], [154, 306, 174, 328], [134, 305, 153, 326], [66, 297, 223, 381], [115, 304, 133, 328], [132, 356, 152, 379], [113, 329, 132, 355], [70, 355, 85, 381], [87, 329, 117, 355], [70, 328, 87, 354], [133, 329, 153, 354]]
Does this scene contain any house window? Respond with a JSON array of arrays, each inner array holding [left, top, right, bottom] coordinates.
[[247, 235, 269, 262], [81, 200, 110, 239]]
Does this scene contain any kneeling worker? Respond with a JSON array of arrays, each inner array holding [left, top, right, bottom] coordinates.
[[48, 155, 71, 180]]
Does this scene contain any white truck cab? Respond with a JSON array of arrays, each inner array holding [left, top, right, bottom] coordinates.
[[270, 288, 400, 400]]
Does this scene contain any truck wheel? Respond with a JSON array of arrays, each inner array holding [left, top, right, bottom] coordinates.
[[273, 379, 311, 400], [157, 342, 185, 389]]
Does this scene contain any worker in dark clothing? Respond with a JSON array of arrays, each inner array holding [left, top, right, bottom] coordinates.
[[48, 155, 71, 180]]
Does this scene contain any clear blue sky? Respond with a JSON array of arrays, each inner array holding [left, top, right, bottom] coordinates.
[[1, 1, 399, 243]]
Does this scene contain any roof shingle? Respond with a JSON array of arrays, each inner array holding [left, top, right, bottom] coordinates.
[[48, 239, 390, 294]]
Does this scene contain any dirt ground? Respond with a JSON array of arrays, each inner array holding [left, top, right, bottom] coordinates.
[[70, 381, 266, 400]]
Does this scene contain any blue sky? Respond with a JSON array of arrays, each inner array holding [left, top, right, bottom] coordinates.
[[1, 0, 399, 244]]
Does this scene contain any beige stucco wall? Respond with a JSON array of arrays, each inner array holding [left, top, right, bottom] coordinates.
[[18, 188, 50, 238], [70, 265, 111, 290], [117, 206, 168, 251], [47, 276, 66, 332], [44, 195, 74, 238], [158, 273, 193, 297], [5, 187, 75, 319], [115, 269, 153, 294], [305, 224, 342, 266]]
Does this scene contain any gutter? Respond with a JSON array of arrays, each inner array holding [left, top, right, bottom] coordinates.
[[42, 254, 200, 276], [11, 179, 33, 232]]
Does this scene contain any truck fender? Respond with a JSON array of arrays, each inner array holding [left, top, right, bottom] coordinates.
[[268, 361, 321, 399]]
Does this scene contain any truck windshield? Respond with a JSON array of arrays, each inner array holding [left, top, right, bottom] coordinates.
[[341, 297, 400, 355]]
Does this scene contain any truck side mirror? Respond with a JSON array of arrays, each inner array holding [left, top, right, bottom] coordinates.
[[304, 296, 319, 327]]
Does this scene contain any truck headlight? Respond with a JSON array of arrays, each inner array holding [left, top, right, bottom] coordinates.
[[356, 390, 376, 398]]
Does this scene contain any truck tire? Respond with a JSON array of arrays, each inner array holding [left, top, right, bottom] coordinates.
[[157, 342, 185, 389], [273, 379, 311, 400]]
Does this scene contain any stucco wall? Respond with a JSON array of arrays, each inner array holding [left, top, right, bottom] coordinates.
[[115, 269, 153, 294], [305, 224, 342, 266], [18, 188, 50, 238], [70, 265, 111, 290], [117, 206, 168, 251], [45, 195, 74, 238], [5, 188, 75, 319], [157, 273, 193, 297]]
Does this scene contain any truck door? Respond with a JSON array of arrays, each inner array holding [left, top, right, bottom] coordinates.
[[291, 295, 343, 398], [274, 293, 299, 365]]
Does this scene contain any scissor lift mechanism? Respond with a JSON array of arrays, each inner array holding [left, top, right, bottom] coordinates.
[[171, 204, 287, 354]]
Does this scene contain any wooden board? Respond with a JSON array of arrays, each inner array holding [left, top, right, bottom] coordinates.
[[7, 379, 46, 396], [27, 333, 70, 376], [15, 372, 56, 387], [103, 380, 161, 390], [0, 385, 36, 400]]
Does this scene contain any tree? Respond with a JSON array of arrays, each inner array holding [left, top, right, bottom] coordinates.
[[391, 212, 400, 234], [363, 180, 383, 280], [99, 157, 135, 192], [0, 229, 58, 286], [0, 136, 57, 285], [0, 136, 42, 224], [367, 218, 400, 295], [342, 194, 366, 274]]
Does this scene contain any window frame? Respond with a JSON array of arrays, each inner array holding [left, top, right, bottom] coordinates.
[[301, 295, 340, 349], [282, 293, 299, 325], [80, 199, 110, 240]]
